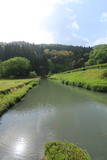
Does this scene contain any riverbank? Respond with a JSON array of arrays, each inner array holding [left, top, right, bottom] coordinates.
[[49, 68, 107, 92], [0, 78, 40, 116]]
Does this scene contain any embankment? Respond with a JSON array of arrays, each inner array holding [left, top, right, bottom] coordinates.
[[49, 68, 107, 92], [0, 78, 40, 116]]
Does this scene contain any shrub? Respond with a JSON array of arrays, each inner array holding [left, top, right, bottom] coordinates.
[[86, 45, 107, 65], [0, 57, 31, 78], [101, 69, 107, 78], [29, 71, 37, 78], [44, 141, 91, 160]]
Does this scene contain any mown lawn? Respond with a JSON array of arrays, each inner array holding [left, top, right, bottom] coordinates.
[[49, 69, 107, 92]]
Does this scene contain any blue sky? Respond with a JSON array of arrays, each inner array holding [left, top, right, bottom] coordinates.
[[0, 0, 107, 46]]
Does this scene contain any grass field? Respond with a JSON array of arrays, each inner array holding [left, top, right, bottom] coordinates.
[[63, 62, 107, 73], [49, 68, 107, 92], [0, 78, 40, 115], [0, 79, 37, 92]]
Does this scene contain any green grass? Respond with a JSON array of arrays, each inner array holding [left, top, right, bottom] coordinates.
[[49, 68, 107, 92], [62, 62, 107, 74], [44, 141, 91, 160], [0, 78, 40, 115], [0, 79, 38, 92]]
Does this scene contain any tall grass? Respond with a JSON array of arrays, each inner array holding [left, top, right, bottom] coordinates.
[[0, 78, 38, 93], [62, 62, 107, 74], [49, 69, 107, 92], [0, 78, 40, 115]]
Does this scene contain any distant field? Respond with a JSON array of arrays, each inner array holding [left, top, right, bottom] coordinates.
[[49, 68, 107, 92]]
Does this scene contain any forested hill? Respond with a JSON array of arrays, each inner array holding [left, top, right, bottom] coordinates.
[[0, 42, 92, 76], [1, 42, 107, 77], [43, 44, 91, 73]]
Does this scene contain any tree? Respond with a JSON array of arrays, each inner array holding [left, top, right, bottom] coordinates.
[[86, 45, 107, 65], [0, 57, 31, 78], [0, 42, 92, 75]]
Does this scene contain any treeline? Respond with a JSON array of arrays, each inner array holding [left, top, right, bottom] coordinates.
[[0, 42, 92, 76], [0, 57, 35, 78], [86, 44, 107, 65], [0, 42, 49, 76], [43, 45, 91, 73], [0, 42, 107, 77]]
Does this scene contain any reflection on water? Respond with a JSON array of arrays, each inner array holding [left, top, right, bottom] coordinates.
[[0, 105, 56, 160], [14, 137, 26, 155], [0, 80, 107, 160]]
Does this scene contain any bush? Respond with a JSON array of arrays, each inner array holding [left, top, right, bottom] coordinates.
[[86, 45, 107, 65], [0, 57, 31, 78], [29, 71, 37, 78], [101, 69, 107, 78], [44, 141, 91, 160]]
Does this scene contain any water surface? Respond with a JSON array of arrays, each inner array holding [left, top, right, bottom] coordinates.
[[0, 80, 107, 160]]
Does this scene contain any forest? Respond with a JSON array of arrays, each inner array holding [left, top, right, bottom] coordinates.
[[0, 42, 107, 78], [0, 42, 92, 77]]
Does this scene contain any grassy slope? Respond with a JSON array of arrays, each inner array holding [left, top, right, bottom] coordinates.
[[0, 78, 40, 115], [49, 68, 107, 92], [0, 79, 36, 92]]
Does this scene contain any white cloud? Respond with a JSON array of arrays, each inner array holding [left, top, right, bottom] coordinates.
[[66, 8, 80, 38], [64, 7, 90, 46], [71, 21, 80, 31], [67, 21, 79, 36], [66, 8, 77, 21], [66, 8, 79, 31], [52, 0, 81, 4], [33, 31, 55, 44], [100, 12, 107, 22], [93, 37, 107, 46], [0, 0, 82, 43], [65, 34, 90, 46], [0, 0, 56, 43]]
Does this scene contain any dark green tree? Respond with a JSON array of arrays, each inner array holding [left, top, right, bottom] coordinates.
[[0, 57, 31, 78], [86, 45, 107, 65], [0, 42, 92, 75]]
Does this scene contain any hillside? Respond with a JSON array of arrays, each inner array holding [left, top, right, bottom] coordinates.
[[49, 66, 107, 92], [0, 42, 91, 75]]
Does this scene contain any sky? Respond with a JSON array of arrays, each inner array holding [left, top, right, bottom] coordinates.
[[0, 0, 107, 46]]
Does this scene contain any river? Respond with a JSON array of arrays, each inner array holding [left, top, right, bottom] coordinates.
[[0, 80, 107, 160]]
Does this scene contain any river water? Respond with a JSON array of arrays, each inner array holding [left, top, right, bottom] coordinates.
[[0, 80, 107, 160]]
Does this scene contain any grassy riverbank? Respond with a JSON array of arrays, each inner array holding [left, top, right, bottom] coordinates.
[[0, 78, 40, 115], [0, 79, 37, 92], [44, 141, 91, 160], [49, 68, 107, 92]]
